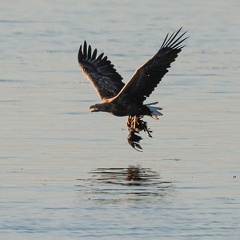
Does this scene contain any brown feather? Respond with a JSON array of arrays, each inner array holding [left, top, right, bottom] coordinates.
[[113, 28, 188, 104], [78, 41, 124, 101]]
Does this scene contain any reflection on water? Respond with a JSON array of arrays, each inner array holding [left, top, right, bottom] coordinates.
[[76, 166, 173, 203], [89, 165, 162, 185]]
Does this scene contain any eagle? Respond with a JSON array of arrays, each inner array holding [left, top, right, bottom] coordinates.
[[78, 28, 187, 151]]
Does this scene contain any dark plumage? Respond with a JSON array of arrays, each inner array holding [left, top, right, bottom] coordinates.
[[78, 28, 187, 150]]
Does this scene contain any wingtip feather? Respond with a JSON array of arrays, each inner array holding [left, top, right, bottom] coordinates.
[[161, 27, 188, 50], [78, 44, 83, 64]]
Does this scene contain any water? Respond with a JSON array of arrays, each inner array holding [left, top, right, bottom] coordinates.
[[0, 0, 240, 239]]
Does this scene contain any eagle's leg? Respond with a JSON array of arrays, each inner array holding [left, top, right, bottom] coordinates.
[[126, 116, 131, 128], [133, 116, 140, 131], [127, 115, 153, 137], [127, 116, 143, 151], [126, 115, 153, 151], [127, 116, 136, 130], [126, 116, 140, 133]]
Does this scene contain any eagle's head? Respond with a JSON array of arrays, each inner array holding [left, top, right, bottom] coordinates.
[[89, 102, 112, 113], [89, 104, 100, 112]]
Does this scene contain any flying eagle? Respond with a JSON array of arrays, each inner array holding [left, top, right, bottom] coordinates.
[[78, 28, 187, 151]]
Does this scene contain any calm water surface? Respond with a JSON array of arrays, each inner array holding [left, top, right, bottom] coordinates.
[[0, 0, 240, 239]]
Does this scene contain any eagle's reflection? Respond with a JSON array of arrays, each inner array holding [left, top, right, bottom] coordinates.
[[90, 165, 161, 186], [76, 166, 173, 203]]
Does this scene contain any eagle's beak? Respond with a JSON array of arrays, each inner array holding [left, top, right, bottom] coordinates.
[[89, 105, 98, 112]]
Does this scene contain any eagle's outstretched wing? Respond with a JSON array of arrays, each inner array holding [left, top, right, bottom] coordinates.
[[78, 41, 125, 101], [114, 28, 188, 103]]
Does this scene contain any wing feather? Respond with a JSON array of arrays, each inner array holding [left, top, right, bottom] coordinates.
[[114, 28, 188, 104], [78, 41, 124, 101]]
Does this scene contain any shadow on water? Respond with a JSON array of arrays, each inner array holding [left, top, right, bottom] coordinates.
[[76, 166, 173, 203]]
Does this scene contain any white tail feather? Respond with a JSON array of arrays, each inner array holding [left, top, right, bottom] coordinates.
[[146, 102, 163, 120]]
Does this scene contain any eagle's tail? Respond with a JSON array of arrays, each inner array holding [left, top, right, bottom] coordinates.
[[146, 102, 163, 120]]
